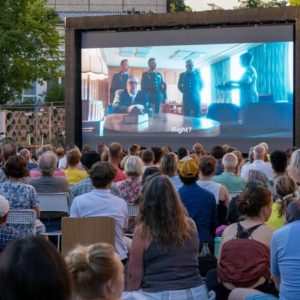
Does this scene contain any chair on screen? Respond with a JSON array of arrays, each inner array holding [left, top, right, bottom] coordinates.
[[207, 103, 240, 123], [61, 217, 115, 256]]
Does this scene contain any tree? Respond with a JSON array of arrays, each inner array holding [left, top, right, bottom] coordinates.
[[168, 0, 192, 12], [0, 0, 62, 104], [235, 0, 288, 7], [289, 0, 300, 5]]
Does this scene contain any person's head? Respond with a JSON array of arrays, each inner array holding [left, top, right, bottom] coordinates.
[[160, 152, 178, 177], [56, 147, 65, 159], [253, 144, 266, 161], [287, 149, 300, 184], [38, 151, 58, 176], [126, 75, 139, 96], [2, 144, 17, 162], [5, 155, 29, 179], [237, 182, 272, 221], [141, 166, 162, 186], [247, 146, 255, 163], [210, 145, 225, 160], [142, 149, 155, 166], [148, 57, 156, 71], [66, 149, 81, 168], [41, 144, 54, 153], [66, 243, 124, 300], [178, 156, 199, 185], [247, 169, 270, 188], [222, 152, 238, 172], [128, 144, 140, 156], [96, 143, 107, 156], [199, 155, 216, 177], [90, 161, 116, 189], [270, 150, 288, 175], [138, 174, 192, 247], [177, 147, 189, 160], [19, 148, 31, 163], [232, 150, 244, 169], [81, 145, 93, 155], [109, 142, 123, 164], [124, 155, 143, 177], [80, 152, 101, 172], [192, 143, 205, 158], [120, 59, 129, 73], [0, 237, 72, 300], [0, 196, 9, 225], [240, 52, 253, 67], [185, 59, 194, 72], [151, 147, 163, 165]]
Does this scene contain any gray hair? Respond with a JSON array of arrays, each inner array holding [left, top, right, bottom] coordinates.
[[222, 153, 238, 169], [124, 155, 143, 176], [38, 151, 58, 176], [253, 145, 266, 160], [287, 149, 300, 183]]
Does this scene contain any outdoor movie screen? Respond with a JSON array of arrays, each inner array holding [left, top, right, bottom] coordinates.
[[81, 25, 294, 151]]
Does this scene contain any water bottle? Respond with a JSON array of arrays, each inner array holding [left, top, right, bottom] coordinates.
[[200, 241, 211, 257], [214, 237, 222, 258]]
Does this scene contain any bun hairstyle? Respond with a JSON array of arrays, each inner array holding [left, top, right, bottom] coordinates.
[[237, 182, 272, 217], [66, 243, 118, 299]]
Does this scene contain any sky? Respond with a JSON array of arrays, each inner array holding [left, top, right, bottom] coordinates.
[[185, 0, 239, 11]]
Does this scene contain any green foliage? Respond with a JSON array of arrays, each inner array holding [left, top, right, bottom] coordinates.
[[207, 3, 225, 10], [235, 0, 288, 7], [289, 0, 300, 5], [168, 0, 192, 12], [0, 0, 63, 104], [45, 83, 64, 104]]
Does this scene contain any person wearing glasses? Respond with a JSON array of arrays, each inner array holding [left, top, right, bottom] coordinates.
[[112, 75, 150, 114]]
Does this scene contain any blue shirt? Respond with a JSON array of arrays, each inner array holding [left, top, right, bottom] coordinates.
[[178, 183, 217, 247], [271, 220, 300, 300]]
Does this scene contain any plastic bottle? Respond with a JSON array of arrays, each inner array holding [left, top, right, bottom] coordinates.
[[200, 241, 211, 257], [214, 237, 222, 258]]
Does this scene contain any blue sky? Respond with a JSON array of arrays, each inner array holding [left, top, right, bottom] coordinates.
[[185, 0, 238, 11]]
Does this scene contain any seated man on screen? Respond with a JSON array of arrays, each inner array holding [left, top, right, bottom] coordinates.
[[112, 76, 150, 114], [178, 59, 203, 117]]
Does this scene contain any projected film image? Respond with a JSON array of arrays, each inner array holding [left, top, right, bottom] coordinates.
[[81, 41, 293, 148]]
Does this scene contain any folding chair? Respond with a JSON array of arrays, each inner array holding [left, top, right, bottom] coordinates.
[[38, 193, 70, 250], [125, 203, 139, 237], [7, 209, 37, 235], [61, 217, 115, 256]]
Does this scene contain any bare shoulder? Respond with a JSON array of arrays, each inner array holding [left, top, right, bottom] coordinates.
[[222, 223, 238, 241]]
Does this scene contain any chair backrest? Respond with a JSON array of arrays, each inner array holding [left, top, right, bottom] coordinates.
[[127, 203, 139, 217], [38, 193, 70, 213], [229, 191, 242, 200], [61, 217, 115, 256], [7, 209, 37, 235]]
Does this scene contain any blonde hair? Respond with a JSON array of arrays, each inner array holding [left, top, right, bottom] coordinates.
[[287, 149, 300, 184], [66, 243, 119, 300], [124, 155, 143, 176], [159, 152, 178, 177]]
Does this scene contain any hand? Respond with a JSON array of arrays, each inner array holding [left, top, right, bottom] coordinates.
[[128, 105, 144, 114]]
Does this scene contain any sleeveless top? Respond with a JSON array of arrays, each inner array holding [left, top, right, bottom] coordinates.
[[197, 180, 221, 204], [142, 228, 203, 292], [218, 222, 270, 287]]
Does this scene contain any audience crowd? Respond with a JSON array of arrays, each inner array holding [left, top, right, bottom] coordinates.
[[0, 140, 300, 300]]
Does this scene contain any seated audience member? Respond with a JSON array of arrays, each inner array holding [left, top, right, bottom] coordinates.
[[0, 155, 44, 234], [64, 149, 88, 185], [66, 243, 124, 300], [112, 75, 150, 114], [192, 143, 205, 161], [232, 150, 244, 176], [109, 142, 127, 182], [213, 153, 246, 193], [128, 174, 214, 299], [28, 151, 69, 193], [285, 196, 300, 224], [70, 161, 128, 263], [151, 147, 163, 165], [287, 148, 300, 187], [228, 288, 278, 300], [244, 146, 255, 165], [58, 143, 77, 169], [141, 166, 162, 186], [211, 145, 225, 176], [266, 176, 297, 229], [198, 155, 230, 207], [19, 148, 38, 170], [81, 144, 93, 155], [260, 142, 270, 162], [241, 144, 273, 180], [0, 143, 18, 182], [56, 147, 65, 161], [141, 149, 155, 171], [161, 146, 171, 155], [270, 150, 288, 179], [70, 152, 101, 202], [178, 157, 217, 250], [0, 196, 23, 252], [160, 152, 182, 190], [207, 183, 276, 300], [0, 237, 72, 300], [97, 143, 109, 160], [128, 144, 141, 156], [177, 147, 189, 160]]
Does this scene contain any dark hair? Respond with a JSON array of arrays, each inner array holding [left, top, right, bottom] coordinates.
[[151, 147, 163, 164], [109, 142, 123, 160], [141, 166, 162, 185], [148, 57, 155, 64], [199, 155, 216, 176], [81, 145, 93, 155], [177, 147, 189, 160], [90, 162, 116, 188], [210, 145, 225, 159], [179, 174, 199, 185], [120, 59, 128, 66], [5, 155, 29, 178], [2, 144, 17, 161], [66, 149, 81, 167], [237, 182, 272, 217], [0, 237, 72, 300], [81, 152, 101, 170], [128, 144, 140, 156], [270, 150, 288, 174], [142, 149, 155, 164]]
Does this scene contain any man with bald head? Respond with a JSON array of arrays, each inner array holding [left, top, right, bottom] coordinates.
[[213, 152, 246, 192], [241, 144, 274, 180], [178, 59, 203, 117]]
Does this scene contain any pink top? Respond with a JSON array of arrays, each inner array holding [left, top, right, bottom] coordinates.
[[113, 168, 127, 183]]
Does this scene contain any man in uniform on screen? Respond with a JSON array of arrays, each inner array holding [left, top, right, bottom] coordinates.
[[112, 75, 150, 114], [141, 57, 167, 113], [110, 59, 130, 103], [178, 59, 203, 117]]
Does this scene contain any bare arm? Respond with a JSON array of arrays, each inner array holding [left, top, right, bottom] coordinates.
[[219, 184, 230, 208]]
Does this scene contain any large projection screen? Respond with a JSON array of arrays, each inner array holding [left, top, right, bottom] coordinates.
[[79, 23, 295, 152]]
